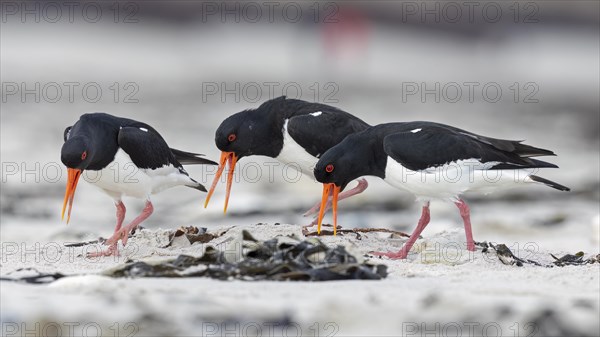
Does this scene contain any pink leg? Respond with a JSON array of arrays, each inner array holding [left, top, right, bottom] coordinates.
[[87, 201, 126, 258], [114, 201, 126, 233], [371, 202, 431, 259], [304, 178, 368, 218], [455, 199, 475, 251], [90, 201, 153, 257], [107, 200, 153, 247]]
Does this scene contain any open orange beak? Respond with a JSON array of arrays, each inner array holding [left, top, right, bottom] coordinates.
[[204, 151, 238, 214], [317, 183, 341, 235], [61, 168, 82, 224]]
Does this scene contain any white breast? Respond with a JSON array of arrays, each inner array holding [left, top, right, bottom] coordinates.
[[82, 148, 195, 200], [275, 119, 319, 180], [383, 157, 536, 201]]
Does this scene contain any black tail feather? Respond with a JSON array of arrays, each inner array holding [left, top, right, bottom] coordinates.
[[186, 184, 207, 192], [186, 177, 207, 192], [527, 158, 559, 168], [171, 148, 218, 166], [529, 175, 570, 191], [513, 142, 556, 158], [476, 135, 556, 157], [490, 158, 558, 170]]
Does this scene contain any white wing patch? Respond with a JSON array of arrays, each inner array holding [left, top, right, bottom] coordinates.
[[311, 111, 322, 117], [139, 127, 148, 132], [411, 128, 422, 133]]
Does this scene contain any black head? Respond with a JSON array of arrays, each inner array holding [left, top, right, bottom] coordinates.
[[314, 131, 385, 190], [206, 98, 288, 213], [313, 130, 386, 234], [214, 100, 286, 159], [61, 132, 91, 170]]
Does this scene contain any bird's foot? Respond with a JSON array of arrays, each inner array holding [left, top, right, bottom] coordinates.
[[105, 227, 131, 247], [86, 243, 119, 257], [87, 226, 137, 258], [466, 241, 476, 252], [369, 249, 409, 260]]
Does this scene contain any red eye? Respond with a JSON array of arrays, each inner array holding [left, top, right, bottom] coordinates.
[[81, 151, 87, 160], [325, 164, 334, 173], [228, 134, 236, 142]]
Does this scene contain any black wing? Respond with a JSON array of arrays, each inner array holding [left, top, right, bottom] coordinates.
[[287, 111, 370, 158], [118, 126, 184, 171], [383, 125, 558, 171]]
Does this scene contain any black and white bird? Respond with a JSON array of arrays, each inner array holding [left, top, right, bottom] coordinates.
[[204, 96, 370, 226], [314, 122, 570, 259], [61, 113, 216, 256]]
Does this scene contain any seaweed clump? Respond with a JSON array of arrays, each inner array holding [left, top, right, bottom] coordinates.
[[105, 230, 388, 281]]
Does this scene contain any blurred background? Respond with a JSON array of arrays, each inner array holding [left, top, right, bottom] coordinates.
[[1, 1, 599, 336]]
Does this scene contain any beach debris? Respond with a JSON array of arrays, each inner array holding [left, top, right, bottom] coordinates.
[[103, 230, 387, 281], [551, 252, 599, 266], [550, 251, 585, 266], [63, 226, 147, 247], [492, 243, 542, 267], [63, 226, 225, 249], [304, 225, 412, 239], [64, 238, 103, 248], [163, 226, 229, 247], [477, 241, 599, 267], [476, 241, 538, 266]]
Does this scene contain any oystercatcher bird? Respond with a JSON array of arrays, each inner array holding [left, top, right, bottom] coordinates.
[[61, 113, 216, 256], [204, 96, 370, 225], [314, 122, 570, 259]]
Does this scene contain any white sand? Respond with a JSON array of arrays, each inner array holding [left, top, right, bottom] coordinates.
[[1, 219, 598, 336]]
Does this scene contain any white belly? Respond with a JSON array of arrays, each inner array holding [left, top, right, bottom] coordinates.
[[82, 149, 194, 199], [383, 157, 535, 201], [275, 120, 318, 180]]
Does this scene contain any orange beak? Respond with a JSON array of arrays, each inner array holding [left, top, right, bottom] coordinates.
[[317, 183, 341, 235], [61, 168, 82, 224], [204, 151, 238, 214]]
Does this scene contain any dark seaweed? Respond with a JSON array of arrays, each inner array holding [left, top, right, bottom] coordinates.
[[476, 241, 599, 267], [105, 230, 387, 281]]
